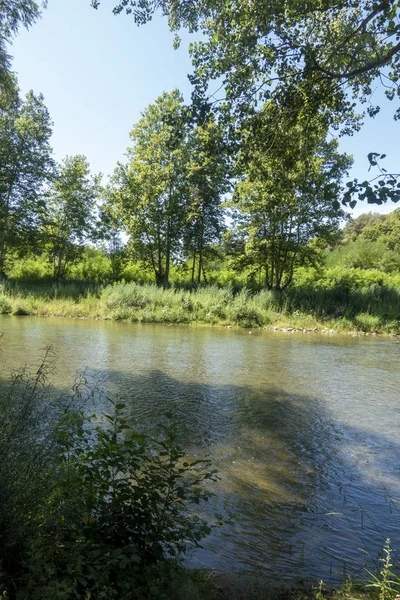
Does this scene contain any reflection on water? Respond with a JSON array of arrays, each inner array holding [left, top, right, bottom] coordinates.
[[0, 316, 399, 582]]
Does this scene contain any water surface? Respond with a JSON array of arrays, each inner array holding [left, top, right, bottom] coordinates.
[[1, 316, 399, 583]]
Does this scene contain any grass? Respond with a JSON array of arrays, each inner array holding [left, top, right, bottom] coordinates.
[[0, 278, 399, 334], [211, 574, 388, 600]]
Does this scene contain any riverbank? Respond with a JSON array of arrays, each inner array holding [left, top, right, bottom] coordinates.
[[213, 573, 373, 600], [125, 568, 381, 600], [0, 279, 399, 334]]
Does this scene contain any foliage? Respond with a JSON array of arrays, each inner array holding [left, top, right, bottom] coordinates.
[[341, 213, 385, 244], [97, 207, 128, 280], [43, 155, 100, 279], [367, 540, 400, 600], [329, 209, 400, 272], [343, 153, 400, 207], [0, 1, 44, 101], [94, 0, 400, 206], [95, 0, 400, 125], [0, 88, 53, 273], [183, 116, 230, 284], [233, 106, 351, 290], [360, 207, 400, 249], [0, 352, 218, 599], [2, 272, 400, 332], [109, 89, 191, 286], [327, 239, 393, 271]]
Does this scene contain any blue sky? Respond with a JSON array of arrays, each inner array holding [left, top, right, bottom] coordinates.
[[10, 0, 400, 218]]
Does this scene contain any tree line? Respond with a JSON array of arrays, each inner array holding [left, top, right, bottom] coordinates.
[[0, 0, 399, 289], [0, 78, 354, 288]]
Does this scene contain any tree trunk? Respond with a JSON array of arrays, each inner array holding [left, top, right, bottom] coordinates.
[[197, 215, 204, 284], [191, 251, 196, 285], [155, 270, 164, 286], [165, 217, 171, 288], [0, 176, 16, 274]]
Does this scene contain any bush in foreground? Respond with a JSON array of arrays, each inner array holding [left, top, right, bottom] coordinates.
[[0, 351, 218, 599]]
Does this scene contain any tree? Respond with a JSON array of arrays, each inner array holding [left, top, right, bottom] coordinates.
[[109, 89, 190, 286], [341, 212, 385, 244], [183, 117, 230, 284], [0, 1, 45, 101], [43, 155, 100, 279], [94, 0, 400, 117], [233, 106, 352, 290], [0, 88, 53, 274], [360, 206, 400, 249], [94, 0, 400, 205], [98, 206, 127, 280]]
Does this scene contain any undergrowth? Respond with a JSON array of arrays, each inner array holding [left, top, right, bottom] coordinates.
[[0, 278, 399, 333], [0, 350, 219, 599]]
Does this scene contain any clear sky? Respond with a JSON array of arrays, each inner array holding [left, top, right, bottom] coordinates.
[[9, 0, 400, 219]]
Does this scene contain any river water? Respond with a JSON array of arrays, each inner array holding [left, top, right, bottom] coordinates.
[[1, 315, 399, 583]]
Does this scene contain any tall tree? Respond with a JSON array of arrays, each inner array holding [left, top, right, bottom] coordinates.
[[183, 118, 230, 284], [97, 206, 127, 280], [233, 107, 352, 290], [109, 89, 190, 286], [43, 155, 100, 279], [0, 89, 53, 274], [94, 0, 400, 205], [94, 0, 400, 118]]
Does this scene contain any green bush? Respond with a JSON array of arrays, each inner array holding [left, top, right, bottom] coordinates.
[[0, 295, 12, 314], [8, 255, 52, 280], [69, 247, 113, 282], [354, 313, 382, 332], [230, 291, 265, 327], [0, 352, 218, 599]]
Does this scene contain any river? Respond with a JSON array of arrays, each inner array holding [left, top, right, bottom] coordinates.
[[1, 315, 399, 584]]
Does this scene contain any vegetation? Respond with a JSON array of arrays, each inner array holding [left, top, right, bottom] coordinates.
[[0, 88, 53, 274], [1, 0, 400, 596], [0, 209, 399, 333], [0, 0, 399, 299], [0, 265, 399, 333], [233, 107, 351, 290], [43, 155, 101, 279], [1, 352, 400, 599], [0, 351, 218, 599], [96, 0, 400, 204]]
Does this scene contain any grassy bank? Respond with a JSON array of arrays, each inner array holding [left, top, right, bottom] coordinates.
[[0, 278, 399, 334]]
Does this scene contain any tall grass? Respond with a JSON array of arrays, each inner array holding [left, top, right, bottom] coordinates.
[[0, 278, 399, 333]]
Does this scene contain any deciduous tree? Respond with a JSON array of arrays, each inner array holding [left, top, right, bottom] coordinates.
[[183, 117, 230, 284], [0, 1, 45, 100], [233, 107, 352, 289], [44, 155, 100, 279], [0, 88, 53, 274], [109, 89, 190, 286]]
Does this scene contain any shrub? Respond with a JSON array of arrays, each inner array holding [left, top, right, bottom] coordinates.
[[11, 305, 30, 316], [0, 352, 218, 599], [230, 305, 264, 328], [0, 295, 12, 314], [354, 313, 382, 332]]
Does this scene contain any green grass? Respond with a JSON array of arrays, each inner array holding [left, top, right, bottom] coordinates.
[[0, 278, 399, 334]]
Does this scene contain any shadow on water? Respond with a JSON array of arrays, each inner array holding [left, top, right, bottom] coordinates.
[[0, 319, 399, 584], [76, 367, 400, 585]]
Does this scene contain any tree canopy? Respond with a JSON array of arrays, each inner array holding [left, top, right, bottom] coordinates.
[[43, 155, 100, 279], [93, 0, 400, 205], [232, 104, 352, 289], [0, 1, 45, 101], [93, 0, 400, 119], [0, 87, 53, 273]]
